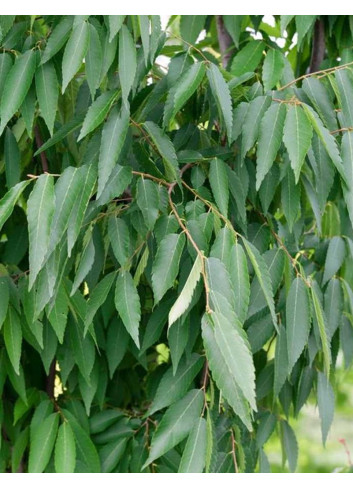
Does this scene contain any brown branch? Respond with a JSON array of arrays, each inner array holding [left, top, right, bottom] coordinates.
[[230, 429, 239, 473], [46, 359, 56, 400], [309, 18, 325, 74], [34, 125, 49, 173], [216, 16, 235, 69]]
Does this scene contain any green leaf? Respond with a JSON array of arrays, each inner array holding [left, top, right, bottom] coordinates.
[[168, 254, 203, 328], [296, 15, 316, 50], [143, 120, 180, 182], [4, 128, 20, 189], [231, 40, 265, 76], [97, 104, 129, 197], [27, 174, 55, 289], [85, 272, 116, 328], [119, 25, 137, 102], [11, 427, 29, 473], [148, 353, 204, 414], [108, 217, 130, 267], [0, 179, 31, 232], [223, 16, 244, 48], [62, 20, 90, 93], [35, 60, 58, 136], [68, 313, 95, 383], [99, 438, 128, 473], [136, 178, 159, 230], [63, 410, 101, 473], [0, 53, 13, 97], [0, 276, 9, 329], [78, 90, 118, 141], [179, 15, 206, 45], [324, 278, 343, 339], [242, 238, 277, 330], [335, 69, 353, 127], [67, 162, 97, 256], [209, 158, 229, 217], [274, 325, 288, 397], [303, 104, 347, 184], [33, 115, 85, 156], [283, 105, 313, 182], [41, 17, 74, 65], [152, 233, 185, 303], [281, 167, 301, 232], [302, 77, 337, 132], [311, 283, 331, 375], [115, 271, 141, 348], [107, 15, 125, 42], [164, 62, 206, 127], [281, 420, 298, 472], [71, 231, 95, 296], [256, 412, 277, 448], [178, 417, 207, 473], [228, 243, 250, 324], [54, 421, 76, 473], [286, 277, 311, 373], [262, 49, 285, 92], [323, 236, 345, 285], [4, 306, 22, 375], [241, 95, 271, 160], [28, 413, 59, 473], [86, 23, 103, 99], [256, 102, 286, 189], [106, 317, 130, 378], [207, 63, 233, 141], [0, 50, 36, 134], [201, 314, 252, 430], [212, 310, 256, 410], [143, 389, 204, 468], [47, 283, 68, 343], [317, 371, 335, 446]]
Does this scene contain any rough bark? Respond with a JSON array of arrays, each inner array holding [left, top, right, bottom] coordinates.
[[216, 15, 234, 69], [309, 18, 326, 73]]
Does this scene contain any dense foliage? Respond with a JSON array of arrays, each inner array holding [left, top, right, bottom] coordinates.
[[0, 14, 353, 473]]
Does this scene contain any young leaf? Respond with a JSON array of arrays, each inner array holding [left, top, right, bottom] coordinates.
[[119, 25, 137, 102], [54, 421, 76, 473], [62, 20, 89, 93], [179, 15, 206, 45], [283, 105, 313, 182], [143, 389, 204, 468], [28, 413, 59, 473], [256, 102, 286, 189], [115, 271, 141, 348], [209, 158, 229, 217], [152, 233, 185, 303], [27, 174, 55, 289], [168, 254, 203, 328], [178, 417, 207, 473], [0, 50, 36, 133], [86, 23, 103, 99], [286, 277, 311, 373]]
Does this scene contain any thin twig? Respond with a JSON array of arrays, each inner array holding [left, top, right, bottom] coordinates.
[[230, 429, 239, 473]]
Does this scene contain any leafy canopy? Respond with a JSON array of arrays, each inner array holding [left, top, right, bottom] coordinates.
[[0, 14, 353, 474]]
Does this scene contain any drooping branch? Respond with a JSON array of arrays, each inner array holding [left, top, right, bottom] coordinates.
[[309, 17, 326, 73], [216, 16, 234, 69]]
